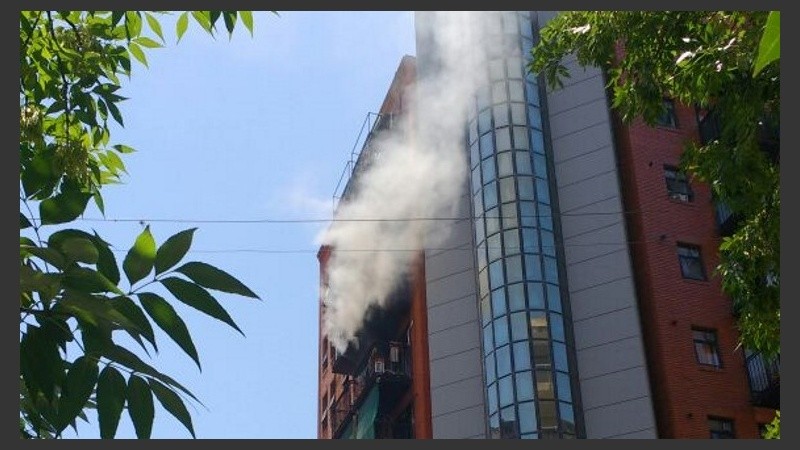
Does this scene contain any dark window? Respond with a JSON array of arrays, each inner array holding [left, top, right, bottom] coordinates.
[[678, 244, 706, 280], [709, 417, 735, 439], [693, 328, 722, 368], [657, 98, 678, 128], [664, 166, 694, 202]]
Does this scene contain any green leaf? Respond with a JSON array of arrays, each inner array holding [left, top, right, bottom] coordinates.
[[127, 375, 155, 438], [102, 344, 201, 404], [138, 293, 201, 370], [210, 11, 222, 29], [22, 152, 58, 200], [63, 267, 124, 295], [149, 379, 195, 438], [176, 12, 189, 42], [39, 190, 92, 225], [103, 151, 128, 177], [754, 11, 780, 76], [21, 212, 32, 229], [111, 11, 124, 27], [176, 261, 260, 299], [78, 321, 113, 356], [192, 11, 212, 33], [155, 228, 197, 275], [161, 277, 243, 335], [60, 238, 100, 264], [223, 11, 236, 36], [113, 144, 136, 154], [135, 36, 162, 48], [59, 290, 137, 331], [240, 11, 254, 36], [97, 366, 126, 439], [93, 191, 105, 215], [145, 12, 165, 42], [56, 357, 99, 432], [123, 225, 156, 286], [20, 245, 66, 270], [128, 42, 148, 67], [20, 325, 64, 403], [20, 265, 61, 300], [90, 232, 120, 285], [113, 296, 157, 351], [106, 100, 124, 127]]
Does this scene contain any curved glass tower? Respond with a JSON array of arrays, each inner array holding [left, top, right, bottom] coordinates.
[[467, 11, 580, 439]]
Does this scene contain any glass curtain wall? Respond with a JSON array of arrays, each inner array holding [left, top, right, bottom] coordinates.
[[468, 11, 579, 439]]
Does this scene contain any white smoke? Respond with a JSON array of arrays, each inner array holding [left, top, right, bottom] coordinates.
[[320, 12, 502, 351]]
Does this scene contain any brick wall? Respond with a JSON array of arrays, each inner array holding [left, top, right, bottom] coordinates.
[[613, 102, 772, 438]]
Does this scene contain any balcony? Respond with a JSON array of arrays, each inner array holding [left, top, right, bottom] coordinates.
[[745, 351, 780, 409], [332, 281, 411, 375], [330, 341, 412, 438]]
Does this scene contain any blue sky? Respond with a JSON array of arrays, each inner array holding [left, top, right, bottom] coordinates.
[[62, 11, 417, 439]]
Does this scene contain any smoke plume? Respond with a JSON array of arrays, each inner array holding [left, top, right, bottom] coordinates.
[[320, 12, 500, 351]]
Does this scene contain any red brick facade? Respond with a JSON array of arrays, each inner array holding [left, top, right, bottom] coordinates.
[[612, 102, 775, 438]]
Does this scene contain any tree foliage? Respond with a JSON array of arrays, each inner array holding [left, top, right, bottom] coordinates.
[[530, 10, 779, 355], [20, 11, 262, 439], [529, 10, 779, 436]]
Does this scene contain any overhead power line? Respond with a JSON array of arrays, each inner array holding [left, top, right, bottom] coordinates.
[[29, 207, 689, 225]]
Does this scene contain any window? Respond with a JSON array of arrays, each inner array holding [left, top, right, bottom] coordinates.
[[664, 166, 694, 202], [678, 244, 706, 280], [693, 328, 722, 368], [656, 98, 678, 128], [709, 417, 735, 439]]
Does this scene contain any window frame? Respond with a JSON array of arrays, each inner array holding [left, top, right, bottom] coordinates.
[[664, 165, 694, 202], [656, 98, 679, 128], [708, 416, 735, 439], [693, 327, 722, 368], [678, 243, 706, 281]]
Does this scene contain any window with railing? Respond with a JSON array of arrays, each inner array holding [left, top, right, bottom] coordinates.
[[708, 417, 735, 439], [745, 350, 780, 409], [664, 166, 693, 202], [678, 244, 706, 281]]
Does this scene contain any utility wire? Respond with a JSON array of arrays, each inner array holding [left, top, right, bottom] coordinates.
[[105, 236, 673, 255], [29, 207, 694, 224]]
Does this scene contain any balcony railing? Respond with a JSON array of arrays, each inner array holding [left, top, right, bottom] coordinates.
[[332, 112, 396, 212], [745, 352, 780, 409], [329, 341, 411, 438]]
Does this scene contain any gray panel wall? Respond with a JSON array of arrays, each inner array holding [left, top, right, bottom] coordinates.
[[425, 186, 486, 439], [539, 10, 658, 439], [415, 11, 486, 439]]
